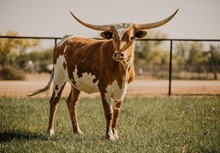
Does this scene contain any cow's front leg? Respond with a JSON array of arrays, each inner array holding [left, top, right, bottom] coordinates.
[[112, 100, 122, 140], [100, 93, 114, 140]]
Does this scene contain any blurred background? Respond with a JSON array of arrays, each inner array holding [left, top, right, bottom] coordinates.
[[0, 0, 220, 96]]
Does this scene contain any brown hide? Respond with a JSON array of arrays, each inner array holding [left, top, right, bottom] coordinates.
[[53, 37, 135, 94]]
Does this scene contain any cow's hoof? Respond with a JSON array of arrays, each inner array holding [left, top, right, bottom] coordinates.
[[74, 129, 84, 135], [113, 129, 119, 140], [106, 136, 116, 141], [48, 129, 54, 137], [76, 130, 84, 135]]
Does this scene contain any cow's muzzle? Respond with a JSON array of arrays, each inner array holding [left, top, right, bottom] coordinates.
[[113, 51, 131, 64]]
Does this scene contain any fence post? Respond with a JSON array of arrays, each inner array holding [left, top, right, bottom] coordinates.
[[54, 38, 58, 48], [168, 40, 173, 96]]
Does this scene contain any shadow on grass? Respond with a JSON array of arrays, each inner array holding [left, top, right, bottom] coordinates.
[[0, 131, 48, 143]]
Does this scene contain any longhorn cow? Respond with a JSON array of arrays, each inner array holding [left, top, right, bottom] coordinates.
[[29, 10, 178, 140]]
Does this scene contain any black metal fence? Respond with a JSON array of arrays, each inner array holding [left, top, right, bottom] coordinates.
[[1, 35, 220, 95]]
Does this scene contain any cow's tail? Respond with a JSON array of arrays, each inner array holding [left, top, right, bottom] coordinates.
[[27, 70, 54, 97]]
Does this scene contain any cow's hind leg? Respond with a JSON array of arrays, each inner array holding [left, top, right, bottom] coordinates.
[[112, 100, 122, 139], [66, 86, 83, 134], [47, 83, 66, 136]]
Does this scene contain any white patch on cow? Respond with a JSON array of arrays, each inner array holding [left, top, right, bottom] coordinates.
[[113, 129, 118, 139], [105, 76, 128, 103], [56, 34, 74, 47], [108, 127, 114, 139], [53, 55, 68, 97], [49, 129, 54, 136], [72, 65, 99, 94], [113, 23, 132, 40]]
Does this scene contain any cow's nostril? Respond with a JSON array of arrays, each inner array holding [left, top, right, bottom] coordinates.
[[113, 51, 124, 60], [120, 53, 124, 58]]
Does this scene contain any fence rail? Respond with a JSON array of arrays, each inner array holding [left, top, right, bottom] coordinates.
[[1, 35, 220, 95]]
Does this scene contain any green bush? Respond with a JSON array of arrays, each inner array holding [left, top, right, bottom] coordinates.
[[0, 66, 26, 80]]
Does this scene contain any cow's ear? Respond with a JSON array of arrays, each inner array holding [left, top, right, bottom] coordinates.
[[100, 31, 113, 39], [135, 30, 147, 38]]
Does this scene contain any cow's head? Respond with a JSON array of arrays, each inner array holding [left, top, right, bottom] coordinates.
[[70, 10, 178, 66]]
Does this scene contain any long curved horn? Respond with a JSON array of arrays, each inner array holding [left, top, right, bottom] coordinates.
[[70, 11, 111, 31], [136, 9, 179, 30]]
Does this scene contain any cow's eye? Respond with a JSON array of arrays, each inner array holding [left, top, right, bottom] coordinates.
[[100, 31, 113, 40], [106, 32, 113, 39]]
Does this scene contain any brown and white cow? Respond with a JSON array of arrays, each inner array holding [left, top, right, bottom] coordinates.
[[29, 10, 178, 140]]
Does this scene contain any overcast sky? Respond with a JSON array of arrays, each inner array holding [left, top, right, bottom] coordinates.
[[1, 0, 220, 40]]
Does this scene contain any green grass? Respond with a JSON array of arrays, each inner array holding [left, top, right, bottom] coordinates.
[[0, 96, 220, 153]]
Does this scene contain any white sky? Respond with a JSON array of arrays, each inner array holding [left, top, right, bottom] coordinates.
[[1, 0, 220, 40]]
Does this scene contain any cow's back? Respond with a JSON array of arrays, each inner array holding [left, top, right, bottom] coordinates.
[[53, 36, 106, 94]]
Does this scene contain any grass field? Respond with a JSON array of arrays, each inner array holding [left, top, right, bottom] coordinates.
[[0, 96, 220, 153]]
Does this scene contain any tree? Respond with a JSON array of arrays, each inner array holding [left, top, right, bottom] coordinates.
[[0, 31, 40, 67], [187, 42, 205, 65], [173, 42, 189, 66], [17, 48, 53, 72], [135, 31, 168, 65], [173, 42, 205, 66], [207, 45, 220, 79]]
